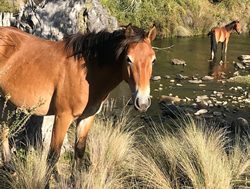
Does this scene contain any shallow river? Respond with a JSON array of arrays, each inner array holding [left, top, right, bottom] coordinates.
[[111, 34, 250, 121]]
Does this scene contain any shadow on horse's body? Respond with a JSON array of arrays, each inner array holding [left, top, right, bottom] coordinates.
[[208, 20, 241, 63], [0, 24, 156, 184]]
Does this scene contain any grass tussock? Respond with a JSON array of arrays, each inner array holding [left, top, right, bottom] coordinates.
[[1, 105, 250, 188], [135, 118, 250, 188], [73, 110, 137, 189], [0, 149, 50, 189]]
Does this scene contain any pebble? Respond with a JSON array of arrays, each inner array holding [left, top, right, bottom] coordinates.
[[152, 76, 161, 81], [194, 109, 208, 116], [170, 80, 175, 83], [199, 84, 206, 87], [176, 83, 183, 87], [202, 75, 214, 81], [188, 80, 203, 84]]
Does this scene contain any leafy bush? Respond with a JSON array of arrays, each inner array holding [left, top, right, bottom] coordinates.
[[101, 0, 250, 37]]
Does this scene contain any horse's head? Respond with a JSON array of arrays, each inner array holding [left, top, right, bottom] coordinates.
[[122, 25, 156, 112], [234, 20, 241, 34]]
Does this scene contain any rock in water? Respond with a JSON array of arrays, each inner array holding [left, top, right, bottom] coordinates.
[[238, 55, 250, 61], [160, 95, 181, 104], [171, 58, 186, 66], [194, 109, 208, 116], [151, 76, 161, 81]]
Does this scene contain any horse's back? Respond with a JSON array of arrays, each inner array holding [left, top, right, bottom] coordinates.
[[0, 27, 67, 115], [210, 27, 229, 43]]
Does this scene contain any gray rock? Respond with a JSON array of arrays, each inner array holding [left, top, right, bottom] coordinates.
[[233, 71, 240, 76], [188, 80, 203, 84], [194, 109, 208, 116], [1, 0, 118, 40], [171, 58, 186, 66], [196, 95, 209, 102], [152, 76, 161, 81], [234, 62, 245, 70], [160, 95, 181, 104], [238, 55, 250, 61], [202, 75, 214, 81], [164, 75, 171, 79]]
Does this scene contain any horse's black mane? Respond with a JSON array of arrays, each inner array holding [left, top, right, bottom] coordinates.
[[225, 20, 239, 31], [64, 26, 147, 66]]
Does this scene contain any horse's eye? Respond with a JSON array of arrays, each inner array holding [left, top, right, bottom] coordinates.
[[127, 56, 132, 65], [152, 59, 156, 65]]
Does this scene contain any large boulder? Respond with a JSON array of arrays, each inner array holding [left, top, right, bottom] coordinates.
[[1, 0, 118, 40]]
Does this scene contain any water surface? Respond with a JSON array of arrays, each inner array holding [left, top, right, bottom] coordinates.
[[111, 34, 250, 120]]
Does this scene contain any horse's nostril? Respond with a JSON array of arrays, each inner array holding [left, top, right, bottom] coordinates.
[[134, 97, 151, 112]]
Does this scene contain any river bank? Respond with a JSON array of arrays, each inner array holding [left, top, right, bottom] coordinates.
[[101, 0, 250, 37]]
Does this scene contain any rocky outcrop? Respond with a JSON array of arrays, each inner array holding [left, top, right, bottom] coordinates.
[[1, 0, 118, 40]]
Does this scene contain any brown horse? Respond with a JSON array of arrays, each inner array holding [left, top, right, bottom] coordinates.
[[0, 24, 156, 176], [208, 20, 241, 63]]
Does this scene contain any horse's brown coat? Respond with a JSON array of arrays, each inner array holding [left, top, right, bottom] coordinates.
[[208, 20, 241, 62], [0, 25, 156, 175]]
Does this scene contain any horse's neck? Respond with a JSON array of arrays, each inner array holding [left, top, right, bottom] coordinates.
[[88, 62, 123, 100]]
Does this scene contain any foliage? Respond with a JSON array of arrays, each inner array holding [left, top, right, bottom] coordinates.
[[0, 0, 18, 13], [101, 0, 250, 37]]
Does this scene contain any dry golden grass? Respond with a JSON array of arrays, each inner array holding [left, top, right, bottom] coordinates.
[[0, 149, 50, 189], [134, 118, 250, 189], [0, 107, 250, 189]]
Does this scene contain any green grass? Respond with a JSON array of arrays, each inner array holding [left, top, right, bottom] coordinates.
[[228, 75, 250, 85]]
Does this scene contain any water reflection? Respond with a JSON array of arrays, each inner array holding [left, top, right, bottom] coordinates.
[[208, 59, 228, 79]]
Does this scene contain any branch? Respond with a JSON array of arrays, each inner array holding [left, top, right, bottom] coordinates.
[[153, 45, 174, 51]]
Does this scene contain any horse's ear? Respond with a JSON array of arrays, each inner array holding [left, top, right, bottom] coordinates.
[[147, 25, 157, 42], [125, 23, 135, 38]]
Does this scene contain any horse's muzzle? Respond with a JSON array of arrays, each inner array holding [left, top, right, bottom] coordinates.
[[134, 96, 151, 112]]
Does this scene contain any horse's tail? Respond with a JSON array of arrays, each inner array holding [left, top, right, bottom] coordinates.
[[209, 30, 217, 60]]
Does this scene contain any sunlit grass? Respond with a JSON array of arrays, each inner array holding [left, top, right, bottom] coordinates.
[[228, 75, 250, 85], [0, 105, 250, 188]]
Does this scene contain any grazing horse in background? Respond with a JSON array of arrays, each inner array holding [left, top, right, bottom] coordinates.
[[0, 24, 156, 181], [208, 20, 241, 63]]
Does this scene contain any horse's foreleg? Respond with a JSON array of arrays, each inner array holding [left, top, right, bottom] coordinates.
[[46, 113, 73, 182], [224, 39, 229, 63], [220, 42, 224, 63], [74, 115, 95, 170]]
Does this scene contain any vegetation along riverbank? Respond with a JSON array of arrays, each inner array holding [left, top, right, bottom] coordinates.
[[101, 0, 250, 37]]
